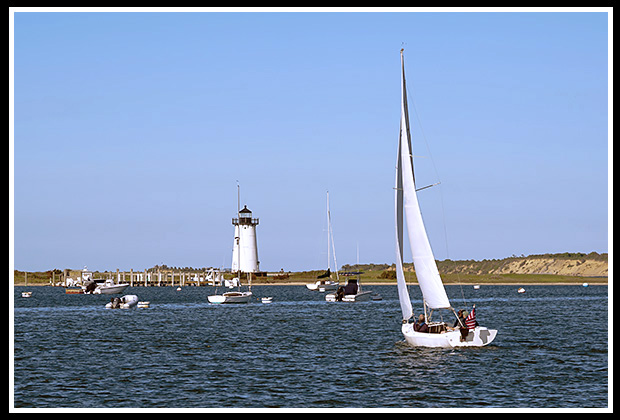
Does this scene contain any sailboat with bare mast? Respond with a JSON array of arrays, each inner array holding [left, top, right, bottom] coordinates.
[[395, 49, 497, 347], [306, 191, 340, 292]]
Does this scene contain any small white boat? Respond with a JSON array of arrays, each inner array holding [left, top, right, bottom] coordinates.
[[224, 277, 240, 289], [371, 293, 383, 301], [21, 291, 32, 298], [97, 279, 130, 294], [137, 301, 150, 308], [517, 287, 526, 294], [176, 287, 182, 291], [326, 277, 373, 302], [261, 296, 273, 303], [105, 295, 138, 309], [582, 282, 589, 287], [306, 279, 339, 292], [84, 278, 129, 295], [208, 291, 253, 304], [473, 285, 480, 290]]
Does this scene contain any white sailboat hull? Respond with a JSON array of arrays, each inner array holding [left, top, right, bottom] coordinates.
[[307, 281, 339, 292], [402, 323, 497, 348], [208, 291, 252, 304]]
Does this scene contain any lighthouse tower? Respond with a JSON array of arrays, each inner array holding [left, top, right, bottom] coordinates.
[[231, 205, 260, 273]]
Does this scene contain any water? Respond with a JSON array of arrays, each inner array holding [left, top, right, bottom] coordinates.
[[13, 284, 608, 408]]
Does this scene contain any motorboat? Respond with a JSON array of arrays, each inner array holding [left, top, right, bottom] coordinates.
[[261, 296, 273, 303], [21, 291, 32, 298], [208, 291, 253, 304], [517, 287, 526, 294], [326, 277, 373, 302], [105, 295, 138, 309], [137, 301, 150, 308], [224, 277, 240, 289], [85, 278, 129, 294]]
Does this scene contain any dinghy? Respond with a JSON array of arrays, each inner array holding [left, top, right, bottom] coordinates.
[[394, 49, 497, 348], [105, 295, 138, 309]]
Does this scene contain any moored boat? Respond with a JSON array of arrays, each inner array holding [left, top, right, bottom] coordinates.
[[208, 291, 253, 304], [105, 295, 138, 309]]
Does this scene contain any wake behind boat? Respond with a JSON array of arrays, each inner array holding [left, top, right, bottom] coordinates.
[[394, 49, 497, 348]]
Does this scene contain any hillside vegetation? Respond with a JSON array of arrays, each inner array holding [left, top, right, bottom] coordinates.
[[14, 252, 608, 285]]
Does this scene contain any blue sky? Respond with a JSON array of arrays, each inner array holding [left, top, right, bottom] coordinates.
[[11, 9, 610, 272]]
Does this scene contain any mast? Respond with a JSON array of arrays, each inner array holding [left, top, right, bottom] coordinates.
[[237, 182, 241, 291], [327, 193, 339, 281], [396, 48, 451, 318], [327, 191, 331, 273]]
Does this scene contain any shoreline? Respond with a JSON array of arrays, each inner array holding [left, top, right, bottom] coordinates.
[[13, 281, 608, 287]]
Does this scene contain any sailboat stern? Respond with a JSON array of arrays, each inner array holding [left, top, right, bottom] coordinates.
[[447, 326, 497, 348]]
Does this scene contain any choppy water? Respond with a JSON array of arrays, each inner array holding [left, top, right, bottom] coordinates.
[[13, 284, 608, 408]]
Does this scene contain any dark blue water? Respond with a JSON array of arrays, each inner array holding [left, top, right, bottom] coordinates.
[[13, 284, 608, 408]]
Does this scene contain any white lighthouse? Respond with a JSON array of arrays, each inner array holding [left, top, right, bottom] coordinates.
[[231, 205, 260, 273]]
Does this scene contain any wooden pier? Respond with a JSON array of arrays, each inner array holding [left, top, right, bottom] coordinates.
[[56, 268, 229, 287]]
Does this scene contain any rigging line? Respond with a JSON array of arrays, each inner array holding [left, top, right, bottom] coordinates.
[[408, 81, 468, 307]]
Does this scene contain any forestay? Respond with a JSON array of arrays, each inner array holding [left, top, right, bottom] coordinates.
[[395, 49, 451, 314]]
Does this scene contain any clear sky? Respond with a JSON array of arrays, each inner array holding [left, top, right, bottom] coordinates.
[[11, 9, 610, 273]]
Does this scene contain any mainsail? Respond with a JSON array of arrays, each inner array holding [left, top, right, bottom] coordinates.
[[395, 49, 451, 316]]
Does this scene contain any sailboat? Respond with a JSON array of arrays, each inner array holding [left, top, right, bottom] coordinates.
[[306, 191, 340, 292], [394, 49, 497, 348], [326, 243, 374, 302]]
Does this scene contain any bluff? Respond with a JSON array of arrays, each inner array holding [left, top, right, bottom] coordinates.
[[435, 252, 608, 277]]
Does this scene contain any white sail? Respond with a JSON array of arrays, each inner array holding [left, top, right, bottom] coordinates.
[[396, 49, 451, 312], [395, 112, 413, 320]]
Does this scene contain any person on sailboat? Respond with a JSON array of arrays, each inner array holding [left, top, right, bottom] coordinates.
[[335, 286, 345, 302], [414, 314, 429, 333], [447, 309, 467, 336], [451, 309, 466, 328]]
